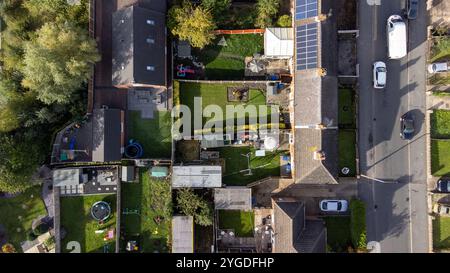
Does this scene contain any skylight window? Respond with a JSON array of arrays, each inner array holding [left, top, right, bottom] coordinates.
[[146, 66, 155, 71], [146, 19, 155, 25]]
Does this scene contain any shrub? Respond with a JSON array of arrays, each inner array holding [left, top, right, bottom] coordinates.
[[277, 15, 292, 27], [350, 199, 367, 250], [27, 230, 38, 241], [32, 222, 49, 236]]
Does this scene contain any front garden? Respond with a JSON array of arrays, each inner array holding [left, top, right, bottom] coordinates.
[[338, 88, 357, 177], [433, 216, 450, 251], [120, 169, 172, 253], [430, 110, 450, 176]]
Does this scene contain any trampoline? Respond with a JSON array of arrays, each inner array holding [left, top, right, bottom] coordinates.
[[125, 140, 144, 159], [91, 201, 111, 222]]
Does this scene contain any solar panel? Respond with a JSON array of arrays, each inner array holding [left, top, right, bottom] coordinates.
[[295, 0, 319, 20], [296, 23, 318, 71]]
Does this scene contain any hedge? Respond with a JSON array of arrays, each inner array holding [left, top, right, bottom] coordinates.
[[350, 199, 367, 250]]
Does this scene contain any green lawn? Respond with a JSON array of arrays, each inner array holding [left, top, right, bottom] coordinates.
[[429, 74, 450, 86], [0, 186, 47, 252], [324, 216, 352, 253], [338, 130, 356, 177], [431, 36, 450, 62], [60, 194, 117, 253], [338, 89, 356, 128], [218, 210, 254, 237], [127, 111, 172, 159], [431, 140, 450, 176], [433, 216, 450, 250], [214, 146, 283, 185], [431, 110, 450, 138], [178, 81, 269, 132], [194, 34, 264, 80], [120, 169, 172, 253]]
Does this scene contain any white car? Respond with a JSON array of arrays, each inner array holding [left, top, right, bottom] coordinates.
[[428, 62, 448, 74], [373, 61, 387, 89], [319, 200, 348, 212]]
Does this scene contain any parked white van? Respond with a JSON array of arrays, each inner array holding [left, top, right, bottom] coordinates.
[[387, 15, 407, 59]]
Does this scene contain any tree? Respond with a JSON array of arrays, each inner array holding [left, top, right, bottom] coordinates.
[[255, 0, 280, 28], [21, 22, 100, 105], [201, 0, 231, 24], [176, 189, 213, 226], [0, 132, 45, 193], [168, 2, 216, 49], [277, 14, 292, 27]]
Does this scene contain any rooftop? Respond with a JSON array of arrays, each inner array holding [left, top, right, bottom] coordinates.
[[293, 0, 339, 184], [214, 187, 252, 211], [112, 4, 167, 87], [172, 216, 194, 253], [172, 165, 222, 188], [52, 166, 119, 196]]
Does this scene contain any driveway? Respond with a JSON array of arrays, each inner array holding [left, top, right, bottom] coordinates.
[[273, 178, 358, 216], [357, 0, 429, 252]]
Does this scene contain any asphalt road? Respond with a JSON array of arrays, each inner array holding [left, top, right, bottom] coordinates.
[[357, 0, 429, 252]]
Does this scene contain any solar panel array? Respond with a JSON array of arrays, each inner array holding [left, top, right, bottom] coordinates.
[[295, 0, 319, 20], [296, 23, 318, 71]]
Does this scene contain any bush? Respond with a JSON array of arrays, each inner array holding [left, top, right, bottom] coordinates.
[[350, 199, 367, 250], [32, 222, 49, 236], [27, 230, 38, 241], [277, 15, 292, 27]]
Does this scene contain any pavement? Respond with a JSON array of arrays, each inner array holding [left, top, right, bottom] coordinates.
[[357, 0, 429, 252]]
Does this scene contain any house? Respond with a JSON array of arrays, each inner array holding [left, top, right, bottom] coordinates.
[[272, 200, 326, 253], [112, 4, 167, 88], [52, 166, 119, 196], [172, 216, 194, 253], [264, 28, 294, 58], [214, 187, 252, 211], [172, 165, 222, 188], [293, 0, 339, 184], [92, 108, 125, 162]]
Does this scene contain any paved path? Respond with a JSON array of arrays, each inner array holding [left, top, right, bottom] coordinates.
[[42, 180, 54, 219], [427, 94, 450, 110]]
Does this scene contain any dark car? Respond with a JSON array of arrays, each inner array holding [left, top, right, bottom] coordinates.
[[437, 179, 450, 193], [406, 0, 419, 20], [400, 113, 415, 139]]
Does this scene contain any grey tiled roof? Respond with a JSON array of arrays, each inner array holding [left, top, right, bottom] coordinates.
[[112, 5, 166, 86], [92, 109, 123, 162], [293, 0, 339, 184], [273, 201, 326, 253]]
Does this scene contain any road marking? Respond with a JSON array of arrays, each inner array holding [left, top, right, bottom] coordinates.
[[372, 6, 378, 41], [406, 21, 413, 253]]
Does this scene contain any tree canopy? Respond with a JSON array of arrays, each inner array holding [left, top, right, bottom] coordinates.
[[176, 189, 213, 226], [168, 2, 216, 49], [21, 22, 100, 105], [255, 0, 280, 28]]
